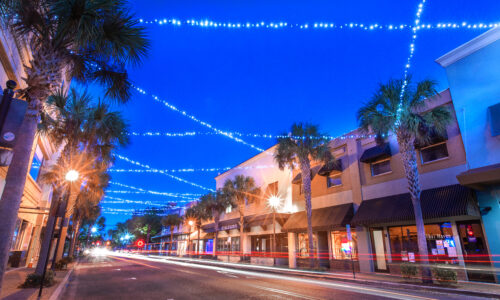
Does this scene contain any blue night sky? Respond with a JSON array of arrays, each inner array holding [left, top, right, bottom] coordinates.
[[96, 0, 500, 228]]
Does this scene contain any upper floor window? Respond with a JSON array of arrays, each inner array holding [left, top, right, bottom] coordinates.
[[299, 184, 303, 195], [371, 159, 391, 176], [29, 145, 44, 182], [420, 142, 449, 164], [225, 205, 232, 214], [265, 181, 278, 196], [327, 174, 342, 188]]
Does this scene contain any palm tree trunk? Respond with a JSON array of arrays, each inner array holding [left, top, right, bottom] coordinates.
[[214, 215, 219, 259], [197, 225, 201, 258], [238, 202, 244, 260], [398, 134, 432, 283], [0, 99, 40, 291], [68, 217, 81, 258], [170, 226, 174, 256], [35, 190, 61, 275], [299, 158, 315, 269]]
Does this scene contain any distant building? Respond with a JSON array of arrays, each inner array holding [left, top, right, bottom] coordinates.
[[437, 26, 500, 282]]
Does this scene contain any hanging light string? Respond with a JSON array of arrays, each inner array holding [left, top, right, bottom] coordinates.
[[106, 190, 203, 197], [397, 0, 427, 126], [130, 131, 379, 140], [133, 86, 265, 152], [139, 18, 500, 31], [102, 195, 191, 205], [109, 181, 202, 200], [113, 154, 215, 192], [109, 167, 231, 173]]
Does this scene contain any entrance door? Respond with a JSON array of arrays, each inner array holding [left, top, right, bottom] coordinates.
[[457, 221, 496, 282], [370, 228, 388, 272]]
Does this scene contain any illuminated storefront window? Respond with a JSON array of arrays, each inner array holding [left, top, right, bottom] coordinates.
[[331, 230, 358, 259], [296, 233, 318, 258]]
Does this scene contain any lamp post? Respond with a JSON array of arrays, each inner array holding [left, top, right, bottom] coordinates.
[[268, 195, 281, 266], [38, 170, 78, 299], [188, 220, 194, 257]]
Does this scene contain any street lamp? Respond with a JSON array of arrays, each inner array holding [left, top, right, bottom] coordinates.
[[187, 220, 194, 256], [268, 195, 282, 265], [91, 226, 97, 233], [38, 169, 79, 298]]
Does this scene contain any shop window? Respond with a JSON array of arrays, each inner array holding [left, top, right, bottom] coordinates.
[[371, 159, 391, 176], [420, 142, 449, 164], [327, 175, 342, 188], [331, 230, 357, 259], [251, 234, 288, 255], [217, 237, 240, 253], [29, 145, 44, 182], [388, 223, 457, 264], [297, 233, 318, 258]]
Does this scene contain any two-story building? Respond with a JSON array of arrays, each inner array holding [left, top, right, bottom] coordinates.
[[436, 26, 500, 282]]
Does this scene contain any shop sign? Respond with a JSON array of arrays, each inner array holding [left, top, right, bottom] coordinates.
[[220, 224, 238, 231]]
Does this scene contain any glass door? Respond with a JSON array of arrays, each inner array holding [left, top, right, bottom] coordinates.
[[370, 228, 388, 272]]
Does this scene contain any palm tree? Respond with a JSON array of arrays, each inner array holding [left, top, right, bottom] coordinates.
[[0, 0, 147, 286], [274, 123, 333, 268], [357, 78, 451, 282], [222, 175, 260, 259], [140, 208, 163, 245], [184, 203, 209, 257], [199, 191, 233, 258], [161, 214, 183, 256]]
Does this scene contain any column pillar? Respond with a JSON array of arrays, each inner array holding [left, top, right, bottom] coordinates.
[[288, 232, 296, 268]]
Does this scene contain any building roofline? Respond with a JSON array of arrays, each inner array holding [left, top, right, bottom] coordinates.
[[436, 27, 500, 68], [214, 144, 277, 180]]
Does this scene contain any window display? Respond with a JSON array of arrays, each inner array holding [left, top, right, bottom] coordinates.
[[297, 233, 318, 258], [331, 230, 358, 259]]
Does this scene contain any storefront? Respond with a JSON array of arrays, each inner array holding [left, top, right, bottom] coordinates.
[[352, 184, 494, 282], [282, 203, 357, 270]]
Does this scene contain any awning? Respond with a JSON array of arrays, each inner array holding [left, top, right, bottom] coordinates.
[[488, 102, 500, 137], [282, 203, 354, 232], [414, 130, 448, 148], [292, 165, 322, 184], [201, 217, 240, 233], [318, 159, 343, 177], [456, 163, 500, 190], [359, 143, 391, 163], [351, 184, 480, 226], [245, 213, 290, 227]]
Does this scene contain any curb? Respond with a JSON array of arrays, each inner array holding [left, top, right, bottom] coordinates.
[[147, 255, 500, 299], [48, 268, 73, 300]]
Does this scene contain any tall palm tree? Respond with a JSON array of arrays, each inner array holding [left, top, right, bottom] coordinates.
[[357, 78, 451, 282], [161, 214, 183, 256], [274, 123, 333, 268], [0, 0, 147, 287], [199, 191, 233, 258], [184, 203, 209, 257], [222, 175, 260, 259], [140, 208, 163, 245]]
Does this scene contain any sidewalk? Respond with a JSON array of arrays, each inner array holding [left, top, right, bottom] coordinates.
[[141, 254, 500, 299], [1, 266, 72, 300]]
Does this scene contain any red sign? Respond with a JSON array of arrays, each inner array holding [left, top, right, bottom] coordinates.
[[136, 240, 145, 247]]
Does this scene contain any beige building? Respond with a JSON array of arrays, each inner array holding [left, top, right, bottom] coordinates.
[[0, 24, 60, 268]]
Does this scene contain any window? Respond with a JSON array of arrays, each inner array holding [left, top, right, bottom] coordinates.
[[299, 184, 303, 195], [225, 205, 232, 213], [297, 233, 318, 258], [217, 237, 240, 253], [420, 142, 449, 164], [388, 223, 457, 264], [331, 230, 357, 259], [371, 159, 391, 176], [251, 233, 288, 254], [29, 145, 44, 182], [327, 175, 342, 188]]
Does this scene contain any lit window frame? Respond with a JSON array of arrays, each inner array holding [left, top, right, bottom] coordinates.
[[419, 141, 449, 165], [326, 174, 342, 188], [370, 158, 392, 177]]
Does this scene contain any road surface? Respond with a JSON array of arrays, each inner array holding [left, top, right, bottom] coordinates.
[[61, 254, 490, 300]]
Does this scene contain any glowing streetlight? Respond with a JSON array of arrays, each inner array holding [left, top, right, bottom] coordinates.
[[91, 226, 97, 233], [268, 195, 281, 210], [188, 220, 194, 226], [65, 169, 79, 182]]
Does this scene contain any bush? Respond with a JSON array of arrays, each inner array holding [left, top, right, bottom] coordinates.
[[54, 259, 67, 270], [19, 271, 55, 288], [400, 263, 418, 279], [432, 265, 457, 284]]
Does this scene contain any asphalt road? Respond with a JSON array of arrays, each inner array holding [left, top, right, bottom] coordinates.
[[61, 254, 490, 300]]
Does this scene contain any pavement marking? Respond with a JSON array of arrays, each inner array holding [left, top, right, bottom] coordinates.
[[115, 268, 121, 271], [252, 285, 321, 300], [126, 277, 137, 280], [112, 256, 161, 270], [217, 270, 239, 278]]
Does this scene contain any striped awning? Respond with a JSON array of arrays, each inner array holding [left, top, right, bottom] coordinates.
[[351, 184, 480, 226]]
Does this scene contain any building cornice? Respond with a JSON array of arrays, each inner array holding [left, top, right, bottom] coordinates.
[[436, 27, 500, 67]]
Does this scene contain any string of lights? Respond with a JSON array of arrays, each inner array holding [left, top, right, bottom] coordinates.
[[109, 167, 231, 173], [130, 131, 380, 140], [114, 154, 215, 192], [139, 18, 500, 31], [109, 181, 200, 200], [397, 0, 426, 125], [106, 190, 203, 196], [133, 86, 265, 152], [102, 195, 191, 205]]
